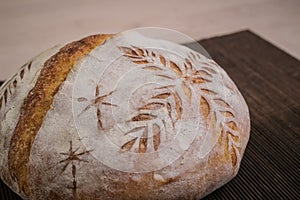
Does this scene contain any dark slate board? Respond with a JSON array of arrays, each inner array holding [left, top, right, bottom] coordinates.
[[0, 30, 299, 200]]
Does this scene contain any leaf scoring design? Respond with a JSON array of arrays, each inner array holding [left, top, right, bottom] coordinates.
[[118, 47, 199, 153], [0, 61, 32, 112], [121, 137, 138, 151], [200, 96, 210, 120], [190, 51, 241, 170], [0, 97, 2, 111], [131, 114, 157, 121], [117, 46, 241, 165], [153, 123, 161, 151], [139, 102, 165, 110], [152, 92, 171, 99]]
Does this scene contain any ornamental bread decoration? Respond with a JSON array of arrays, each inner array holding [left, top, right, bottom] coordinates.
[[0, 29, 250, 200]]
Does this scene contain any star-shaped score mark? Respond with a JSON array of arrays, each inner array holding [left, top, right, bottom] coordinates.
[[58, 141, 93, 193], [59, 141, 92, 172], [77, 83, 118, 130]]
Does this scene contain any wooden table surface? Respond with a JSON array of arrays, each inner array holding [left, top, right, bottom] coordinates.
[[0, 30, 299, 199]]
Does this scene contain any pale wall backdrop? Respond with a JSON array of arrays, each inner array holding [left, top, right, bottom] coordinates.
[[0, 0, 299, 80]]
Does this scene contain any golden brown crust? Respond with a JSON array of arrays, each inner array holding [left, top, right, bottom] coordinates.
[[8, 34, 113, 196]]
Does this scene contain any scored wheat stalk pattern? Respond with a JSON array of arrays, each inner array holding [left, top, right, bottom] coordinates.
[[0, 61, 32, 112], [118, 46, 241, 169]]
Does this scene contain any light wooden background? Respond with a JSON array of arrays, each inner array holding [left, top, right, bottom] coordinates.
[[0, 0, 299, 80]]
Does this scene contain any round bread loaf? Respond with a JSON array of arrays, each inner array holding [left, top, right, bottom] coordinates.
[[0, 32, 250, 200]]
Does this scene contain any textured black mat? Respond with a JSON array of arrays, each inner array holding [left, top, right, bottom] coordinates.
[[0, 30, 299, 199]]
